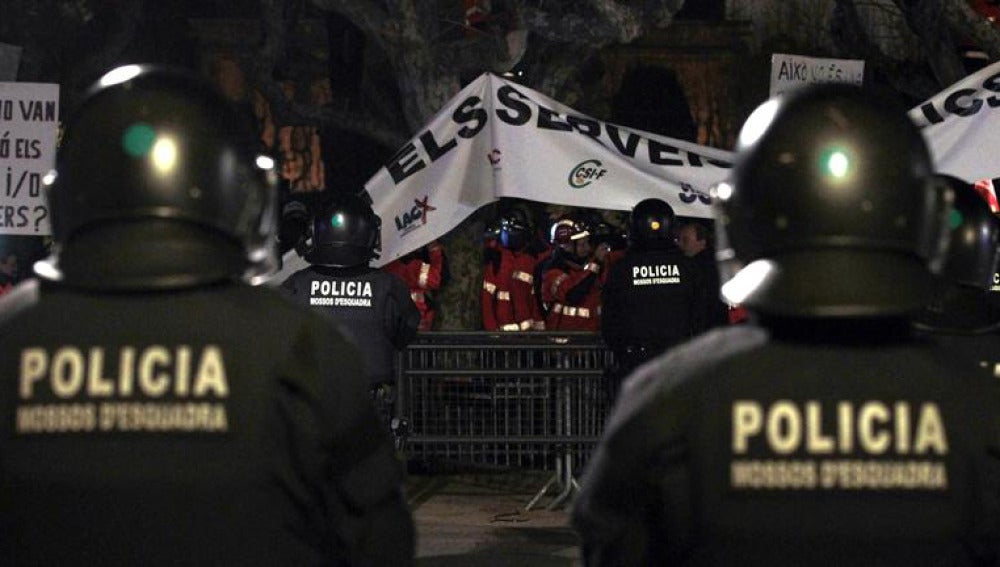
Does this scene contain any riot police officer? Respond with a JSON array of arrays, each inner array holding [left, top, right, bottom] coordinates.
[[281, 191, 420, 437], [601, 198, 709, 394], [913, 174, 1000, 369], [0, 65, 414, 566], [573, 84, 1000, 566]]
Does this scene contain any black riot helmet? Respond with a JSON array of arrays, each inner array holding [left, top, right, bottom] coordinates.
[[41, 64, 279, 289], [629, 198, 676, 250], [913, 175, 1000, 334], [302, 192, 381, 267], [498, 208, 532, 251], [933, 174, 1000, 290], [716, 84, 950, 317]]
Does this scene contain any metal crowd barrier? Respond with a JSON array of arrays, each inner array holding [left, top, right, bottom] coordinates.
[[396, 331, 615, 509]]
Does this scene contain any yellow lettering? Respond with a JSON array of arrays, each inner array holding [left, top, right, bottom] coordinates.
[[767, 401, 801, 454], [838, 402, 853, 452], [118, 347, 135, 396], [858, 402, 890, 454], [138, 347, 170, 397], [914, 403, 948, 455], [175, 346, 191, 396], [732, 401, 762, 453], [19, 348, 47, 399], [193, 346, 228, 397], [86, 348, 114, 397], [894, 402, 911, 453], [806, 401, 833, 454], [51, 347, 84, 398]]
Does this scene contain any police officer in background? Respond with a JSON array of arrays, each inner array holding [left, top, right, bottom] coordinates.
[[601, 198, 709, 400], [913, 174, 1000, 370], [573, 84, 1000, 566], [0, 65, 414, 566], [281, 191, 420, 439]]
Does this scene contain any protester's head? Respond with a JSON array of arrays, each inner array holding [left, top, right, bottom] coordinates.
[[932, 174, 1000, 290], [498, 207, 532, 251], [550, 216, 592, 263], [592, 218, 628, 251], [41, 64, 278, 289], [677, 221, 709, 258], [302, 191, 381, 267], [715, 84, 949, 318], [629, 198, 675, 252]]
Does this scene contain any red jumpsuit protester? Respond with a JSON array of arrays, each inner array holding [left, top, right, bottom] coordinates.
[[383, 241, 447, 331], [541, 254, 604, 332], [482, 239, 545, 331]]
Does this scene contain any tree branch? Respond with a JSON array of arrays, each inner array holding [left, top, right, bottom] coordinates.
[[892, 0, 966, 88], [941, 0, 1000, 60]]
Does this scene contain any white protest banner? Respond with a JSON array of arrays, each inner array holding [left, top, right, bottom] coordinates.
[[275, 63, 1000, 281], [275, 72, 734, 278], [909, 59, 1000, 184], [363, 73, 732, 267], [770, 53, 865, 97], [0, 82, 58, 236]]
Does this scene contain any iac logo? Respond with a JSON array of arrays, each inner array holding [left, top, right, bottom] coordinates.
[[394, 195, 436, 236], [568, 159, 608, 188]]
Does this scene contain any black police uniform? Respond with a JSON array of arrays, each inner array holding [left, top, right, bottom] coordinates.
[[601, 242, 709, 372], [573, 85, 1000, 565], [0, 276, 414, 566], [0, 65, 414, 567], [281, 264, 419, 387], [574, 319, 1000, 566]]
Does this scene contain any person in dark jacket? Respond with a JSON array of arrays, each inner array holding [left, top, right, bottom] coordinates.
[[281, 191, 420, 440], [573, 84, 1000, 566], [676, 219, 731, 328], [0, 65, 414, 567], [600, 198, 709, 401]]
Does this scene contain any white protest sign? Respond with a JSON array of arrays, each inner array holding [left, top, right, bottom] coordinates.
[[770, 53, 865, 97], [909, 59, 1000, 184], [0, 82, 58, 235]]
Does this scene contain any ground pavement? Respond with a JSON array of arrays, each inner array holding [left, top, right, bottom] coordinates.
[[408, 472, 583, 566]]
